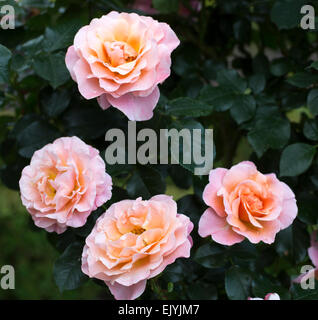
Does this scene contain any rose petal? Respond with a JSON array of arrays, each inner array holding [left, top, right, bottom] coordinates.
[[107, 280, 147, 300], [198, 208, 244, 245], [106, 86, 160, 121]]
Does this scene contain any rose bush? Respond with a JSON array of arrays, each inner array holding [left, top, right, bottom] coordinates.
[[1, 0, 318, 300]]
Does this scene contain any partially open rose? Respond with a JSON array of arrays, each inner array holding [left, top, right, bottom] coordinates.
[[198, 161, 297, 245], [19, 136, 112, 234], [82, 195, 193, 300], [65, 11, 180, 121], [248, 293, 280, 300]]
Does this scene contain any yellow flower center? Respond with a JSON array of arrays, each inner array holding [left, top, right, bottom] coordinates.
[[244, 194, 263, 212], [131, 226, 146, 235], [105, 41, 138, 67]]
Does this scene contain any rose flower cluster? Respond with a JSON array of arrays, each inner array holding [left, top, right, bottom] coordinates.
[[18, 11, 300, 300]]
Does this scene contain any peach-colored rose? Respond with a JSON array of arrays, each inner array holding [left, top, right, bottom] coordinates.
[[81, 195, 193, 300], [248, 293, 280, 300], [19, 136, 112, 234], [198, 161, 297, 245], [294, 231, 318, 283], [65, 11, 180, 121]]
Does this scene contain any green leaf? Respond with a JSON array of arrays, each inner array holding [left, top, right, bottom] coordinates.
[[33, 52, 70, 89], [170, 119, 213, 174], [248, 74, 266, 94], [17, 120, 60, 158], [163, 261, 185, 283], [248, 107, 290, 157], [298, 194, 318, 225], [187, 282, 218, 300], [106, 163, 134, 178], [43, 16, 84, 52], [20, 36, 44, 58], [176, 75, 204, 99], [228, 242, 257, 261], [282, 92, 306, 111], [291, 282, 318, 300], [0, 44, 12, 84], [199, 86, 237, 112], [292, 221, 311, 263], [166, 97, 214, 117], [280, 143, 316, 177], [270, 58, 291, 77], [194, 243, 226, 268], [230, 95, 256, 124], [41, 88, 71, 117], [47, 229, 77, 253], [307, 89, 318, 116], [127, 166, 166, 199], [270, 0, 305, 30], [63, 104, 122, 140], [225, 266, 252, 300], [217, 69, 247, 93], [304, 120, 318, 141], [11, 114, 39, 138], [152, 0, 179, 13], [168, 165, 193, 189], [286, 72, 318, 88], [275, 221, 309, 264], [177, 195, 203, 226], [172, 44, 201, 77], [309, 61, 318, 70], [11, 53, 28, 74], [201, 60, 225, 81], [53, 242, 87, 292]]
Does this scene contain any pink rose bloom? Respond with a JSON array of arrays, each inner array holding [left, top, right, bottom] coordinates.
[[132, 0, 201, 17], [19, 137, 112, 234], [65, 11, 180, 121], [294, 231, 318, 283], [248, 293, 280, 300], [198, 161, 297, 245], [81, 195, 193, 300]]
